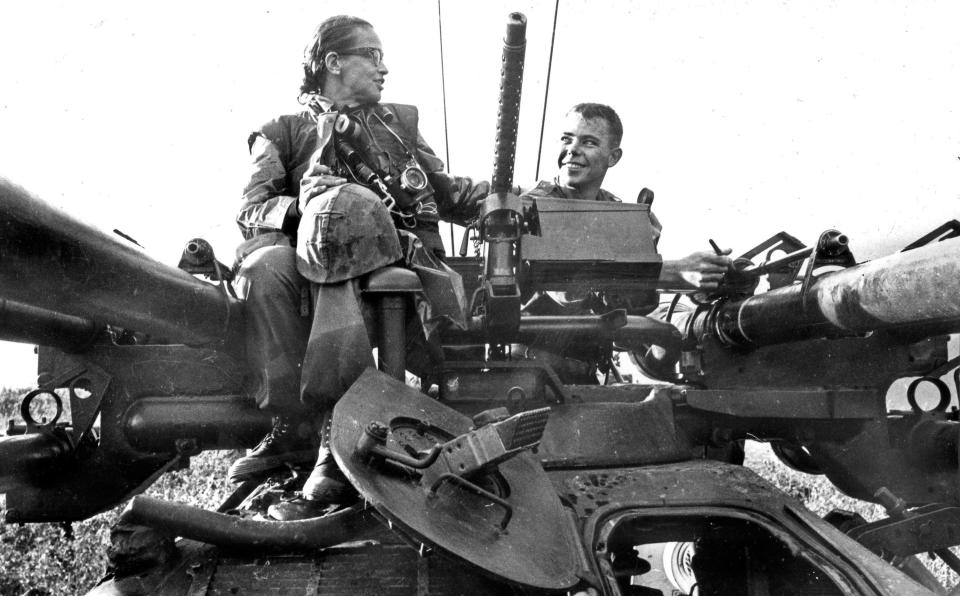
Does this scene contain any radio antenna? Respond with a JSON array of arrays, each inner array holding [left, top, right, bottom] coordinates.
[[437, 0, 455, 254], [534, 0, 560, 182]]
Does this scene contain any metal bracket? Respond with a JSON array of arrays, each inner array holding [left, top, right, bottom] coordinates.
[[848, 502, 960, 558], [735, 231, 807, 290], [37, 361, 111, 440], [799, 229, 856, 308], [356, 421, 442, 469], [430, 407, 549, 475], [901, 220, 960, 252], [442, 359, 571, 404], [177, 238, 237, 299]]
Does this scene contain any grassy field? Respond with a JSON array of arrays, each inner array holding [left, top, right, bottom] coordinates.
[[0, 387, 957, 595], [0, 387, 241, 595], [0, 451, 235, 595]]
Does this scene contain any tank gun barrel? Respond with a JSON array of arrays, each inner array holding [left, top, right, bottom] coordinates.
[[0, 298, 101, 351], [0, 178, 242, 346], [0, 432, 71, 493], [715, 236, 960, 347]]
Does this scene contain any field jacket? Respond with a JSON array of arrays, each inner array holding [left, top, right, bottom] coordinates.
[[236, 98, 487, 263]]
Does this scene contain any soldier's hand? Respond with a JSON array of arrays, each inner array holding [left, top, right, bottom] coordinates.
[[298, 162, 347, 214], [676, 249, 734, 290]]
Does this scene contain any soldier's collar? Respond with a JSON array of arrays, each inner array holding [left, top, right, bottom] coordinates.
[[307, 95, 336, 115]]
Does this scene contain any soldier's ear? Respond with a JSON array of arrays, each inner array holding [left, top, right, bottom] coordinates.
[[324, 52, 341, 75], [609, 147, 623, 168]]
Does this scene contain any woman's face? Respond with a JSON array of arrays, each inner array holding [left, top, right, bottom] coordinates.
[[329, 26, 388, 106]]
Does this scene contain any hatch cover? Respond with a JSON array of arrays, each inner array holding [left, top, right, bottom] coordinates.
[[331, 368, 584, 590]]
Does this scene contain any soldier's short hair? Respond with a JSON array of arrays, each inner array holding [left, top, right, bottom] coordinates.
[[568, 103, 623, 148], [300, 15, 374, 98]]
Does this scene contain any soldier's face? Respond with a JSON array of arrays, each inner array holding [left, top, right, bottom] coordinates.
[[335, 27, 388, 106], [557, 113, 621, 191]]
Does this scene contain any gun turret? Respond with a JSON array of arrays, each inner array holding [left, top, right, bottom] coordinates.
[[3, 13, 958, 594], [711, 236, 960, 347], [0, 178, 243, 347], [638, 228, 960, 520], [0, 179, 263, 522]]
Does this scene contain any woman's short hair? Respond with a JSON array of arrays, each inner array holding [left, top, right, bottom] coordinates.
[[300, 15, 373, 99]]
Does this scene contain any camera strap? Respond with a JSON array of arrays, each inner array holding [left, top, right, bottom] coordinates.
[[339, 108, 431, 228], [307, 105, 410, 228], [370, 110, 416, 159]]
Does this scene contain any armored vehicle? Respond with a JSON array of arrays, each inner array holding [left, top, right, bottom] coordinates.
[[2, 12, 960, 596]]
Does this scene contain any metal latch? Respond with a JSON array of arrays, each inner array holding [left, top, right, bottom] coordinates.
[[355, 407, 550, 530]]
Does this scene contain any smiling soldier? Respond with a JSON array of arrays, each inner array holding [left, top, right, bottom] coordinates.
[[523, 103, 733, 291]]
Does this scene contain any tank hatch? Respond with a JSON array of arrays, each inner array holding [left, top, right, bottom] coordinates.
[[331, 368, 588, 591]]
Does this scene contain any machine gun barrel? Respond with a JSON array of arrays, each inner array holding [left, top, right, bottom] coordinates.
[[491, 12, 526, 193], [475, 13, 528, 342], [0, 178, 243, 346], [715, 237, 960, 347]]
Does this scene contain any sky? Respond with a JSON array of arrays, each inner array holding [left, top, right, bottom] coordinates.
[[0, 0, 958, 388]]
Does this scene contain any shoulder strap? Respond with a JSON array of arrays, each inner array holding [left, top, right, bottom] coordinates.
[[380, 104, 419, 149]]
